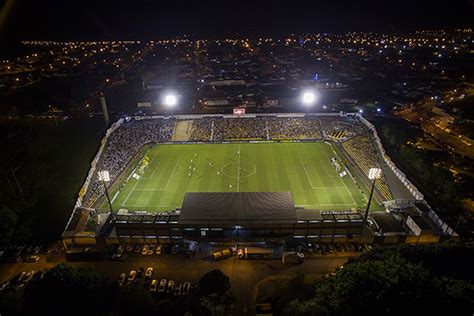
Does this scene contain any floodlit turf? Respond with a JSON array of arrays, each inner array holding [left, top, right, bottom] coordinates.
[[107, 142, 368, 212]]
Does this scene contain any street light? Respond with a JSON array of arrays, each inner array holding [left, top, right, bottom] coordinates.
[[98, 170, 114, 217], [364, 167, 382, 223]]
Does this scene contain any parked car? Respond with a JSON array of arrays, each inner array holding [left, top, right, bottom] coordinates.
[[141, 245, 149, 256], [23, 271, 35, 283], [174, 283, 182, 296], [134, 245, 141, 254], [25, 255, 40, 262], [32, 246, 41, 255], [145, 267, 153, 279], [149, 279, 158, 292], [111, 253, 127, 261], [171, 244, 181, 255], [136, 267, 145, 279], [0, 281, 10, 292], [182, 282, 191, 295], [163, 244, 172, 254], [126, 245, 134, 252], [156, 245, 162, 255], [166, 280, 175, 293], [118, 273, 126, 286], [127, 270, 137, 282], [158, 279, 167, 293], [117, 245, 125, 254], [15, 272, 26, 283]]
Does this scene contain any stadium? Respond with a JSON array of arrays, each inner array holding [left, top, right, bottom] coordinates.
[[63, 112, 455, 247]]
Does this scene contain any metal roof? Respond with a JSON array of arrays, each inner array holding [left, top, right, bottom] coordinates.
[[179, 192, 296, 225]]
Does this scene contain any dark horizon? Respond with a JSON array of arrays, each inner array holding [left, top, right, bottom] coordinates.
[[1, 0, 473, 43]]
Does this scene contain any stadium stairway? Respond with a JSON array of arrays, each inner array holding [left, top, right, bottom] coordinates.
[[172, 120, 192, 141]]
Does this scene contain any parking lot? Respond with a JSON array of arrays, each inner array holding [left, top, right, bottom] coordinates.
[[1, 242, 363, 315]]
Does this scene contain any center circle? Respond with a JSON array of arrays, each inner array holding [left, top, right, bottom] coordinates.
[[221, 160, 257, 179]]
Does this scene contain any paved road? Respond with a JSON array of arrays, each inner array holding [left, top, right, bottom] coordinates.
[[0, 252, 352, 315]]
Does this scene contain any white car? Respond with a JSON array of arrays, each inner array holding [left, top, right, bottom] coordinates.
[[127, 270, 137, 282], [149, 279, 158, 292], [118, 273, 126, 286], [145, 267, 153, 279], [117, 245, 125, 254], [166, 280, 175, 293], [182, 282, 191, 295], [23, 271, 35, 283], [25, 255, 40, 262], [141, 245, 149, 256], [158, 279, 167, 293]]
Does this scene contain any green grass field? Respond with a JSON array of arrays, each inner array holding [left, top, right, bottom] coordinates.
[[106, 142, 369, 212]]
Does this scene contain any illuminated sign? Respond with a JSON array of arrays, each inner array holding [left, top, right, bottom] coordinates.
[[233, 108, 245, 115]]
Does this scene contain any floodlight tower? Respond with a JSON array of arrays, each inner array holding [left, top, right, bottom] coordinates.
[[300, 89, 318, 113], [163, 92, 178, 117], [98, 170, 114, 218], [364, 167, 382, 223]]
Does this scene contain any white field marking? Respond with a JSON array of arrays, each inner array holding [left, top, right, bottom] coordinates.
[[299, 154, 316, 189], [121, 177, 141, 207], [122, 204, 177, 209], [237, 144, 241, 192], [111, 191, 120, 203], [120, 149, 160, 207], [322, 144, 357, 205], [295, 203, 357, 207], [133, 188, 165, 191], [311, 186, 347, 189], [161, 155, 181, 191]]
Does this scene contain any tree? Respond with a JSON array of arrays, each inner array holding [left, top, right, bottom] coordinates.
[[22, 263, 117, 315], [283, 243, 474, 316], [200, 293, 227, 316], [198, 269, 231, 297]]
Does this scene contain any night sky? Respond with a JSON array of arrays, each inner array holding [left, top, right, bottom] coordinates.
[[1, 0, 474, 42]]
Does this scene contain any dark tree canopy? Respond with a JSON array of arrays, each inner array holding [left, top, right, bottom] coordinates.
[[283, 242, 474, 316], [198, 269, 231, 297]]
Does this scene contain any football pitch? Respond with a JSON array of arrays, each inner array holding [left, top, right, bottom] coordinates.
[[107, 142, 369, 212]]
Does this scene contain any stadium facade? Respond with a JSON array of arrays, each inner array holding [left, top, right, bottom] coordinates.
[[62, 112, 456, 248]]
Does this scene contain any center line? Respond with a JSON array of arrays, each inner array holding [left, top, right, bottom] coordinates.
[[237, 144, 241, 192]]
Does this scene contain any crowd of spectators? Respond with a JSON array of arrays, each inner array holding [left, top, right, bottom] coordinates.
[[342, 133, 393, 201], [188, 119, 213, 141], [86, 119, 174, 206], [267, 117, 322, 139], [214, 118, 267, 140]]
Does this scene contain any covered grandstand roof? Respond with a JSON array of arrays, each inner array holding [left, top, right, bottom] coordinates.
[[179, 192, 296, 225]]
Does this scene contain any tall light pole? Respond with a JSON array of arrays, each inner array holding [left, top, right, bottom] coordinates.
[[364, 167, 382, 223], [98, 170, 114, 218]]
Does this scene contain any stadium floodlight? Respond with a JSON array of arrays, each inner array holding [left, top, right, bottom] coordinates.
[[301, 90, 318, 106], [163, 93, 178, 107], [368, 167, 382, 180], [98, 170, 110, 182], [98, 170, 114, 217], [364, 167, 382, 225]]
